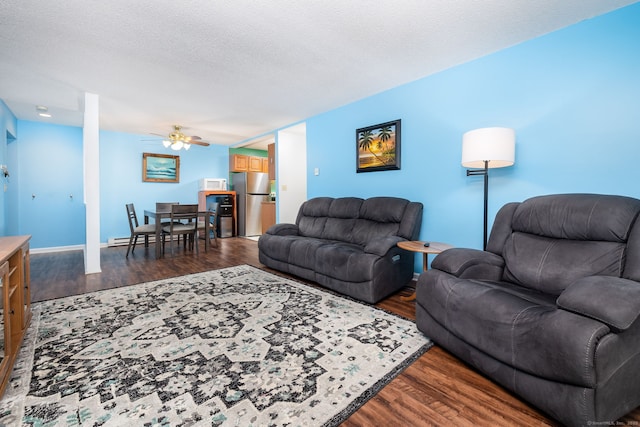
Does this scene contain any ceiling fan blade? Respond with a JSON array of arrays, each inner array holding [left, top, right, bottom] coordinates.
[[188, 135, 202, 141], [189, 140, 210, 146], [150, 132, 166, 137]]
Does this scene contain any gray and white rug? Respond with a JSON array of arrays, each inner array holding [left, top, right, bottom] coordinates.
[[0, 265, 431, 426]]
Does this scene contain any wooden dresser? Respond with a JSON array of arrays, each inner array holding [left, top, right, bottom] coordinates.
[[0, 235, 32, 397]]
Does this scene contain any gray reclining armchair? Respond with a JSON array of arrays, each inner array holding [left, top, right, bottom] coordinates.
[[416, 193, 640, 426]]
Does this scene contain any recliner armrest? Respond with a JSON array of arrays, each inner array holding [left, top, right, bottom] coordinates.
[[431, 248, 505, 280], [557, 276, 640, 332], [265, 223, 299, 236], [365, 236, 403, 256]]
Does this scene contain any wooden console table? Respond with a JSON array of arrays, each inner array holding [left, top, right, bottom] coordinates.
[[0, 235, 32, 397]]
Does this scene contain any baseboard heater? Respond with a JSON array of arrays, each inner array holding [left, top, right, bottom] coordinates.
[[107, 235, 186, 247], [107, 236, 159, 247]]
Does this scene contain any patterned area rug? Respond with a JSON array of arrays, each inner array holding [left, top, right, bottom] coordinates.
[[0, 265, 431, 426]]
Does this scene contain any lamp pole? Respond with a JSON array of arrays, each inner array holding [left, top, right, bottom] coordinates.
[[466, 160, 489, 251]]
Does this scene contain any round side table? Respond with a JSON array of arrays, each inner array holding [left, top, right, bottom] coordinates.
[[397, 241, 453, 301]]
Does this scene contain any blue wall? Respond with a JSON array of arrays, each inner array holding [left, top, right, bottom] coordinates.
[[306, 3, 640, 268], [99, 131, 229, 242], [0, 101, 17, 236], [12, 121, 84, 248], [0, 120, 229, 248], [1, 3, 639, 264]]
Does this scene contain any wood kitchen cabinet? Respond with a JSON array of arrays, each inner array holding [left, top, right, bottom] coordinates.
[[230, 154, 249, 172], [248, 156, 263, 172], [230, 154, 270, 173], [0, 235, 32, 397], [261, 202, 276, 234], [268, 143, 275, 180]]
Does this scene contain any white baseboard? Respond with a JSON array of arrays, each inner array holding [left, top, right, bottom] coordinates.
[[30, 244, 85, 254]]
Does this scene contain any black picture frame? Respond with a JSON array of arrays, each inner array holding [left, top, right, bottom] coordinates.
[[356, 119, 401, 173]]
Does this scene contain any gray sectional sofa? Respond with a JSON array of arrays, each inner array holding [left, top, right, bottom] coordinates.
[[416, 193, 640, 426], [258, 196, 423, 303]]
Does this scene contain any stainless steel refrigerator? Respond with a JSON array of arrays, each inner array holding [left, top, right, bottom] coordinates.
[[233, 172, 270, 236]]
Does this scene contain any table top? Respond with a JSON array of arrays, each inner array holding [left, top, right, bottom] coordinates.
[[397, 240, 453, 255], [144, 209, 211, 216], [0, 235, 31, 263]]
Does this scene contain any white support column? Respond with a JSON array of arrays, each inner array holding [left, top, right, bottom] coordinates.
[[83, 92, 101, 274]]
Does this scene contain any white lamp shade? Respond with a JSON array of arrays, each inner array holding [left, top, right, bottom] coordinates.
[[461, 127, 515, 169]]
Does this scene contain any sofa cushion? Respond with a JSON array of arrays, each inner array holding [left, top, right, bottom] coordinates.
[[315, 242, 380, 282], [348, 197, 407, 246], [257, 234, 297, 264], [360, 197, 408, 223], [419, 270, 610, 387], [317, 198, 359, 241], [557, 276, 640, 331], [503, 232, 625, 295], [297, 197, 333, 238], [352, 220, 400, 247], [328, 197, 363, 218], [288, 237, 333, 271], [510, 193, 640, 242], [500, 194, 640, 294]]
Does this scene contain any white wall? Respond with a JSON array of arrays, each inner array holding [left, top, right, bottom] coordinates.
[[277, 123, 306, 224]]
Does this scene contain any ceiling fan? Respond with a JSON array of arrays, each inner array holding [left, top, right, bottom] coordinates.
[[151, 125, 210, 151]]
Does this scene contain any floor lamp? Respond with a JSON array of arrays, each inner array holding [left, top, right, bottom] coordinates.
[[462, 127, 515, 251]]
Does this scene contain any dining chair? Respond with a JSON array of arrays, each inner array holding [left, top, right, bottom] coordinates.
[[125, 203, 157, 257], [156, 202, 184, 243], [197, 205, 218, 248], [162, 204, 199, 256]]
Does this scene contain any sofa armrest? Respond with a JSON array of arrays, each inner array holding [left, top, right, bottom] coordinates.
[[431, 248, 505, 280], [365, 236, 404, 257], [265, 223, 299, 236], [557, 276, 640, 332]]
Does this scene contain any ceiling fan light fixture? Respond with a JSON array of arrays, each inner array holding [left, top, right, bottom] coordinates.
[[149, 125, 209, 151]]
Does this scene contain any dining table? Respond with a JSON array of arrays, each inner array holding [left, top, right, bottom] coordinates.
[[143, 206, 212, 259]]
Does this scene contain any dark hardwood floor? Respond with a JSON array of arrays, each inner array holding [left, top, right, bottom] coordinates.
[[30, 237, 640, 426]]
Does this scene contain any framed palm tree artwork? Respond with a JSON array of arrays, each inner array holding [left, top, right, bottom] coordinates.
[[356, 119, 401, 173]]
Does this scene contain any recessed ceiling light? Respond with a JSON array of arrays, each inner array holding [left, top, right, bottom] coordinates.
[[38, 112, 52, 118]]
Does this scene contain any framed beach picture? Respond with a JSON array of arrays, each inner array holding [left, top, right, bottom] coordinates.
[[143, 153, 180, 183], [356, 119, 401, 173]]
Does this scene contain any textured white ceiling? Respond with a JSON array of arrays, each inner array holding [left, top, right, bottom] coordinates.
[[0, 0, 637, 149]]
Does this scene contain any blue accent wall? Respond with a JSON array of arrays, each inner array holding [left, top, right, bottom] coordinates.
[[12, 121, 84, 247], [99, 131, 229, 242], [1, 3, 639, 265], [0, 120, 229, 248], [0, 101, 17, 236], [306, 3, 640, 265]]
